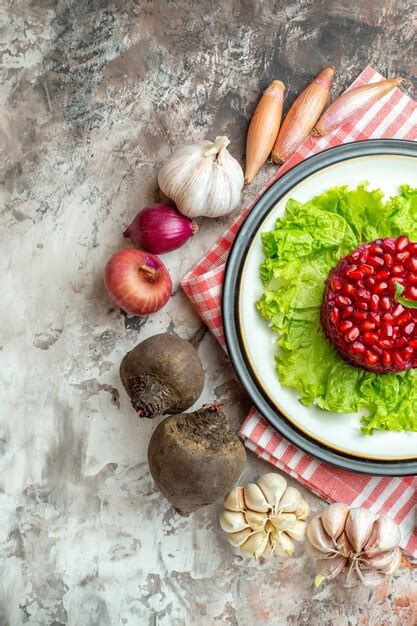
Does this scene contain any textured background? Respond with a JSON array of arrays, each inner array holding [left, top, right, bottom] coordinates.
[[1, 1, 416, 624]]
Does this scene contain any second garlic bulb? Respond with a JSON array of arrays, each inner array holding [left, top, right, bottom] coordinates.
[[220, 473, 310, 560]]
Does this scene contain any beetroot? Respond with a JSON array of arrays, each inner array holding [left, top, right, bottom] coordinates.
[[120, 331, 205, 418], [148, 404, 246, 515], [322, 236, 417, 373]]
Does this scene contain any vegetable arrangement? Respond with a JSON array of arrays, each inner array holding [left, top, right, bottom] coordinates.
[[99, 64, 409, 588], [257, 184, 417, 433]]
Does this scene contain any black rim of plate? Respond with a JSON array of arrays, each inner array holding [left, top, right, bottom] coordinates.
[[223, 139, 417, 476]]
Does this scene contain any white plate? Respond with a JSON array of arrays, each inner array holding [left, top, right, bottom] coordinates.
[[239, 152, 417, 461]]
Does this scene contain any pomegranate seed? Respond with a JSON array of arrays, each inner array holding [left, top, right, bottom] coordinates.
[[383, 239, 396, 252], [345, 327, 360, 342], [393, 351, 405, 366], [354, 310, 367, 321], [405, 286, 417, 300], [339, 320, 353, 333], [409, 339, 417, 349], [380, 339, 393, 349], [336, 295, 351, 307], [408, 273, 417, 284], [406, 258, 417, 272], [392, 304, 404, 317], [365, 277, 375, 288], [374, 270, 389, 281], [403, 346, 414, 359], [345, 265, 363, 279], [370, 244, 384, 255], [396, 235, 409, 251], [364, 350, 378, 365], [367, 255, 384, 268], [363, 332, 378, 345], [383, 253, 393, 267], [392, 264, 404, 275], [330, 307, 340, 324], [397, 250, 410, 262], [397, 312, 412, 326], [404, 322, 415, 335], [374, 282, 388, 294], [409, 243, 417, 255], [357, 288, 371, 299], [342, 306, 354, 319], [350, 250, 361, 260], [331, 277, 342, 291], [360, 321, 376, 331], [357, 301, 369, 311], [362, 264, 374, 275], [383, 323, 394, 337], [359, 251, 368, 263], [395, 337, 406, 348], [343, 283, 357, 297], [379, 296, 391, 311], [392, 327, 399, 340], [370, 294, 379, 311], [382, 313, 394, 322], [351, 342, 365, 354], [382, 352, 392, 367]]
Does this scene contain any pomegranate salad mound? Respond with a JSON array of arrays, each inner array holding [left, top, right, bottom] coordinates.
[[257, 183, 417, 434], [322, 237, 417, 374]]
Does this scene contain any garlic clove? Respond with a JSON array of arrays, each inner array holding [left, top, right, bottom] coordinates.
[[336, 531, 354, 558], [294, 498, 311, 521], [363, 514, 401, 556], [275, 532, 295, 557], [316, 554, 347, 581], [227, 527, 253, 547], [220, 510, 249, 534], [261, 536, 276, 560], [321, 503, 349, 539], [244, 509, 268, 531], [270, 512, 297, 532], [243, 483, 270, 513], [307, 516, 335, 552], [361, 547, 399, 572], [345, 507, 377, 553], [305, 537, 334, 559], [286, 519, 308, 542], [224, 487, 245, 512], [383, 547, 402, 575], [257, 473, 287, 511], [240, 530, 269, 559], [279, 487, 302, 513]]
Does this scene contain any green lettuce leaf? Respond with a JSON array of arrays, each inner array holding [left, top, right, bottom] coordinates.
[[257, 183, 417, 434]]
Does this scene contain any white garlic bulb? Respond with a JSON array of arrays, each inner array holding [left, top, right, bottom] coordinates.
[[158, 136, 244, 218], [220, 473, 310, 560], [306, 504, 402, 588]]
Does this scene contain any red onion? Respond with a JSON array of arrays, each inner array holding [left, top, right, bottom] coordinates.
[[123, 203, 198, 253], [104, 248, 172, 315]]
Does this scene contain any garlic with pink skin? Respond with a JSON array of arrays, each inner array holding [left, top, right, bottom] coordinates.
[[220, 473, 310, 560], [306, 504, 402, 588]]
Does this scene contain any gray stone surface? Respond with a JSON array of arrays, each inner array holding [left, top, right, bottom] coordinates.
[[1, 1, 416, 624]]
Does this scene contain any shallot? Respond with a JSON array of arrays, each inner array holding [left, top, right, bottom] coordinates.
[[123, 203, 197, 254], [314, 77, 402, 135], [271, 66, 335, 164], [245, 80, 285, 184]]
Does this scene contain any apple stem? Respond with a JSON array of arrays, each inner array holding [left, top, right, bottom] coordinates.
[[139, 264, 159, 281]]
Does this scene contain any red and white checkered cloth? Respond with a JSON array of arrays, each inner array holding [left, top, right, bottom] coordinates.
[[181, 66, 417, 557]]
